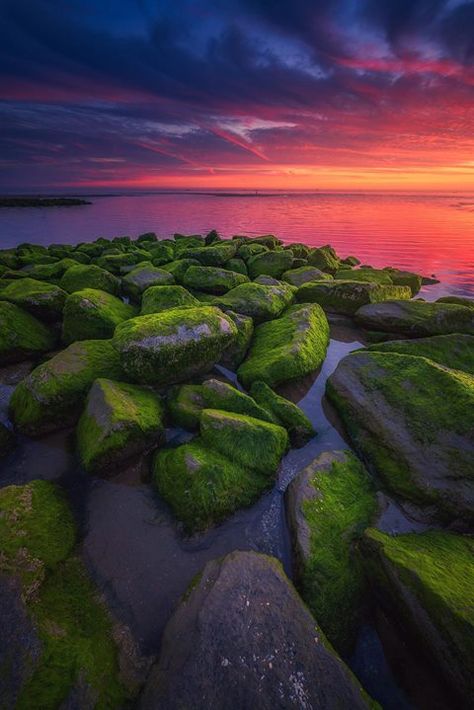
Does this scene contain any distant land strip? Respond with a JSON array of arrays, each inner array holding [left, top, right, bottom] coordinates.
[[0, 197, 91, 208]]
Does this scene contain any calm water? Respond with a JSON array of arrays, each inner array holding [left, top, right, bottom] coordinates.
[[1, 191, 474, 296]]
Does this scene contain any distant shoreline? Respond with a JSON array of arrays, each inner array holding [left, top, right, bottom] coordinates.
[[0, 197, 91, 208]]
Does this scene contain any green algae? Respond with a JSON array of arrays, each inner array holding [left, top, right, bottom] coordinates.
[[0, 277, 67, 321], [250, 380, 315, 447], [59, 264, 121, 295], [140, 285, 200, 314], [0, 301, 56, 365], [213, 281, 295, 323], [183, 265, 248, 294], [366, 333, 474, 375], [247, 250, 294, 280], [297, 280, 411, 315], [62, 288, 137, 344]]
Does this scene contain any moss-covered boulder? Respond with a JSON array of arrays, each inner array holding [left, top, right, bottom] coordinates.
[[10, 339, 124, 435], [219, 310, 253, 369], [140, 285, 200, 315], [77, 378, 165, 474], [113, 306, 237, 386], [181, 242, 237, 266], [140, 550, 372, 709], [237, 242, 268, 261], [250, 381, 315, 447], [213, 281, 295, 323], [355, 299, 474, 336], [238, 303, 329, 389], [286, 451, 377, 652], [225, 257, 248, 276], [437, 295, 474, 309], [282, 265, 332, 287], [0, 302, 56, 365], [307, 245, 340, 274], [122, 263, 174, 301], [160, 258, 201, 284], [362, 529, 474, 702], [247, 250, 294, 280], [334, 268, 393, 285], [384, 268, 422, 295], [366, 333, 474, 375], [62, 288, 136, 344], [326, 350, 474, 524], [0, 422, 15, 458], [21, 258, 77, 283], [60, 263, 121, 295], [166, 384, 206, 430], [297, 280, 411, 315], [0, 481, 126, 708], [147, 241, 175, 265], [94, 252, 142, 274], [183, 265, 248, 294], [0, 278, 67, 322]]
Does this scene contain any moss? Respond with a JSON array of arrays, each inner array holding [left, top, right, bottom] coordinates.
[[200, 408, 288, 474], [0, 422, 15, 458], [59, 264, 121, 295], [437, 295, 474, 309], [0, 301, 56, 365], [250, 381, 315, 447], [342, 256, 360, 267], [225, 257, 248, 276], [167, 384, 207, 429], [213, 281, 295, 323], [21, 259, 78, 282], [252, 234, 282, 249], [296, 280, 411, 315], [334, 268, 393, 285], [362, 529, 474, 699], [0, 277, 67, 321], [238, 303, 330, 389], [0, 249, 20, 270], [140, 285, 200, 314], [247, 250, 294, 279], [354, 299, 474, 336], [153, 439, 271, 532], [282, 265, 332, 287], [183, 265, 249, 294], [219, 310, 254, 369], [384, 268, 422, 295], [237, 243, 268, 261], [9, 339, 124, 436], [160, 258, 201, 283], [307, 245, 340, 274], [122, 263, 174, 300], [286, 243, 310, 259], [77, 378, 165, 473], [366, 333, 474, 375], [62, 288, 136, 344], [181, 242, 238, 266], [113, 306, 237, 385]]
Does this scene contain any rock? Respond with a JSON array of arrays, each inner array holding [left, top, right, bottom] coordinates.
[[219, 310, 254, 369], [77, 378, 165, 474], [214, 282, 295, 323], [113, 306, 237, 386], [0, 422, 15, 458], [247, 250, 294, 279], [181, 242, 238, 266], [250, 381, 315, 447], [148, 242, 175, 266], [0, 277, 67, 321], [326, 349, 474, 524], [160, 258, 201, 284], [252, 234, 282, 249], [238, 304, 329, 389], [282, 265, 332, 287], [166, 384, 207, 430], [0, 481, 127, 707], [384, 268, 422, 295], [286, 451, 377, 651], [21, 258, 78, 282], [139, 551, 372, 709], [95, 252, 142, 274], [355, 299, 474, 336], [0, 301, 56, 365], [297, 281, 411, 315], [334, 268, 393, 285], [366, 333, 474, 375], [140, 285, 200, 314], [10, 339, 124, 435], [362, 529, 474, 703], [437, 295, 474, 309], [307, 245, 341, 274], [286, 243, 310, 259], [237, 242, 268, 261], [122, 263, 175, 301], [59, 264, 121, 295], [225, 257, 248, 276], [183, 265, 248, 294], [62, 288, 136, 344], [342, 256, 360, 266]]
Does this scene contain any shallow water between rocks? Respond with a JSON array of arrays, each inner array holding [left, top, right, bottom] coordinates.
[[0, 309, 455, 710]]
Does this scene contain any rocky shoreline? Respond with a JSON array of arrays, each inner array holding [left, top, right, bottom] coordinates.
[[0, 231, 472, 708]]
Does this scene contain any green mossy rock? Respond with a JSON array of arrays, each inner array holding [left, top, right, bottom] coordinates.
[[213, 281, 295, 323], [60, 264, 121, 295], [183, 265, 248, 294], [10, 339, 124, 436], [342, 255, 360, 266], [167, 384, 206, 430], [181, 243, 237, 266], [237, 243, 268, 261], [307, 245, 341, 274], [297, 280, 411, 315], [282, 265, 332, 287], [0, 481, 126, 708], [0, 249, 20, 270], [21, 259, 78, 282], [140, 285, 200, 314], [200, 408, 288, 474], [0, 277, 67, 322], [147, 242, 175, 266], [161, 258, 201, 284], [122, 263, 174, 300], [62, 288, 137, 344], [326, 350, 474, 524], [366, 333, 474, 375], [94, 252, 142, 274], [250, 381, 315, 447], [335, 268, 393, 285], [384, 268, 422, 295], [286, 243, 310, 259], [0, 301, 56, 365], [113, 306, 237, 385], [437, 295, 474, 309], [238, 303, 330, 389], [0, 422, 15, 458], [77, 378, 165, 474], [286, 451, 377, 653], [355, 299, 474, 336], [153, 439, 271, 531], [252, 234, 282, 249], [247, 250, 294, 280], [219, 310, 253, 369], [225, 257, 248, 276], [362, 529, 474, 701]]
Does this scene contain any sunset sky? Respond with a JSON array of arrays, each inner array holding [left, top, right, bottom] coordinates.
[[1, 0, 473, 192]]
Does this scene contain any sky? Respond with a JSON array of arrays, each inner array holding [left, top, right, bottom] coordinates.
[[1, 0, 473, 192]]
